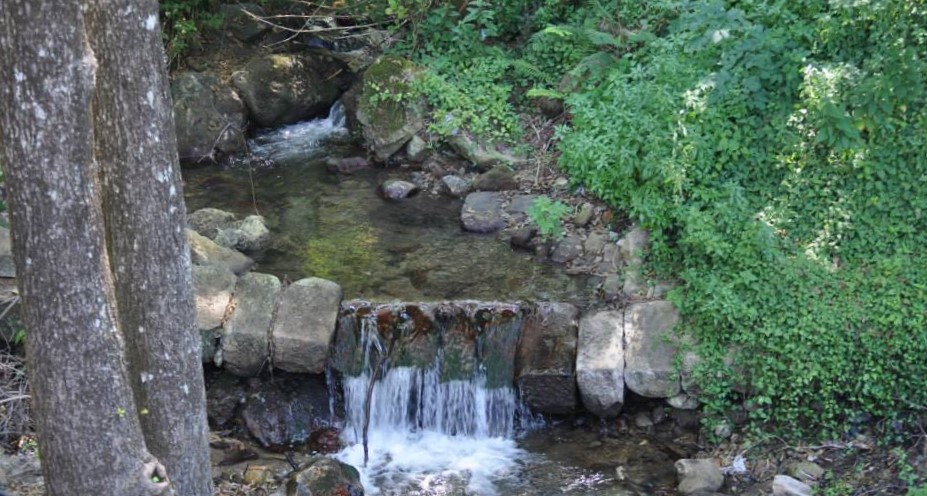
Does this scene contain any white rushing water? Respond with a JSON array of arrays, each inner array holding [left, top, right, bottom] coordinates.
[[334, 318, 528, 495], [248, 101, 347, 163]]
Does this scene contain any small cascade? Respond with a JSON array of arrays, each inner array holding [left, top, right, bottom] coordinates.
[[248, 100, 347, 164], [333, 302, 531, 495]]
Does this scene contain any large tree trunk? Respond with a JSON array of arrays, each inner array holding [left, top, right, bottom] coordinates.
[[0, 2, 172, 495], [0, 1, 213, 495], [83, 1, 213, 494]]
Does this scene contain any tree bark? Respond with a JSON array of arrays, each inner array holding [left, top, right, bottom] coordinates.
[[0, 1, 212, 495], [0, 2, 172, 495], [83, 1, 213, 494]]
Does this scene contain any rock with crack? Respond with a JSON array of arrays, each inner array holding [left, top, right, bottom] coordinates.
[[220, 273, 280, 376], [271, 278, 343, 374], [576, 310, 625, 417]]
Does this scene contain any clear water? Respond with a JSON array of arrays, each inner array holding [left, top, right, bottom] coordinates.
[[182, 108, 590, 302]]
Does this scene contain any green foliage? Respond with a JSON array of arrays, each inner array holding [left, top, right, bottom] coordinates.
[[159, 0, 223, 64], [558, 0, 927, 438], [527, 196, 570, 241]]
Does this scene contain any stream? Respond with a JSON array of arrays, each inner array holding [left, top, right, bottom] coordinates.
[[185, 107, 688, 495]]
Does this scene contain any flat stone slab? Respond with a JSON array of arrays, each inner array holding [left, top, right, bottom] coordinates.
[[461, 192, 506, 233], [221, 272, 281, 376], [272, 278, 343, 373], [576, 310, 625, 417], [624, 300, 681, 398]]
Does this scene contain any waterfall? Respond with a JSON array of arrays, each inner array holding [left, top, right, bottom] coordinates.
[[333, 303, 529, 495], [248, 101, 348, 164]]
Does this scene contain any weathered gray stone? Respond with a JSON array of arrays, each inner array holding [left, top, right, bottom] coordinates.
[[406, 134, 428, 162], [574, 202, 594, 227], [379, 179, 419, 200], [601, 274, 623, 301], [192, 265, 236, 350], [187, 229, 254, 275], [576, 310, 625, 417], [675, 459, 724, 495], [620, 226, 650, 263], [0, 227, 14, 278], [584, 232, 608, 258], [773, 475, 812, 496], [461, 192, 506, 233], [666, 393, 699, 410], [326, 156, 370, 174], [172, 72, 247, 163], [440, 175, 470, 198], [188, 208, 238, 239], [221, 273, 281, 376], [551, 235, 583, 264], [235, 215, 271, 252], [232, 53, 352, 128], [472, 167, 518, 191], [509, 227, 537, 251], [240, 375, 334, 450], [624, 300, 681, 398], [516, 302, 579, 415], [506, 195, 538, 222], [272, 278, 343, 373]]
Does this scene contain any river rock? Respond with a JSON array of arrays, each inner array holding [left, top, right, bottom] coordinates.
[[378, 179, 419, 200], [240, 374, 335, 450], [509, 227, 537, 251], [773, 475, 812, 496], [516, 303, 579, 414], [272, 278, 343, 374], [354, 57, 425, 161], [188, 208, 238, 239], [461, 192, 506, 233], [574, 202, 595, 227], [193, 265, 236, 361], [283, 456, 363, 496], [787, 462, 825, 483], [232, 53, 353, 128], [506, 194, 538, 222], [234, 215, 271, 252], [576, 310, 625, 417], [447, 133, 525, 171], [440, 175, 470, 198], [0, 227, 14, 278], [172, 72, 247, 164], [624, 300, 682, 398], [187, 229, 254, 275], [326, 156, 370, 174], [675, 458, 724, 494], [219, 3, 269, 42], [221, 273, 281, 376], [551, 235, 583, 264], [472, 167, 517, 191], [406, 134, 428, 162], [205, 371, 247, 428]]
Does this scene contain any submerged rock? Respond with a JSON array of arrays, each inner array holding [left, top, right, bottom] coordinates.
[[326, 156, 370, 174], [378, 179, 419, 200], [460, 192, 506, 233]]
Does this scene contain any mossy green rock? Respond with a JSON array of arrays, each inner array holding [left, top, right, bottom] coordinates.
[[356, 57, 425, 161]]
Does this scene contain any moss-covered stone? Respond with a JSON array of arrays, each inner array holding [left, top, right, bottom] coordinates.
[[355, 56, 425, 161]]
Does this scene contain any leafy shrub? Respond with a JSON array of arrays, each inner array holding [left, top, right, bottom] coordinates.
[[159, 0, 224, 64], [527, 196, 570, 241], [558, 0, 927, 438]]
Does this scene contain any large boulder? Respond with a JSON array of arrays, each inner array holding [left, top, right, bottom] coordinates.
[[283, 456, 363, 496], [172, 72, 247, 163], [353, 57, 425, 161], [221, 273, 281, 376], [460, 192, 506, 233], [187, 229, 254, 275], [624, 300, 681, 398], [232, 53, 353, 128], [576, 310, 625, 417], [515, 302, 579, 415], [272, 278, 343, 373], [193, 265, 237, 362]]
